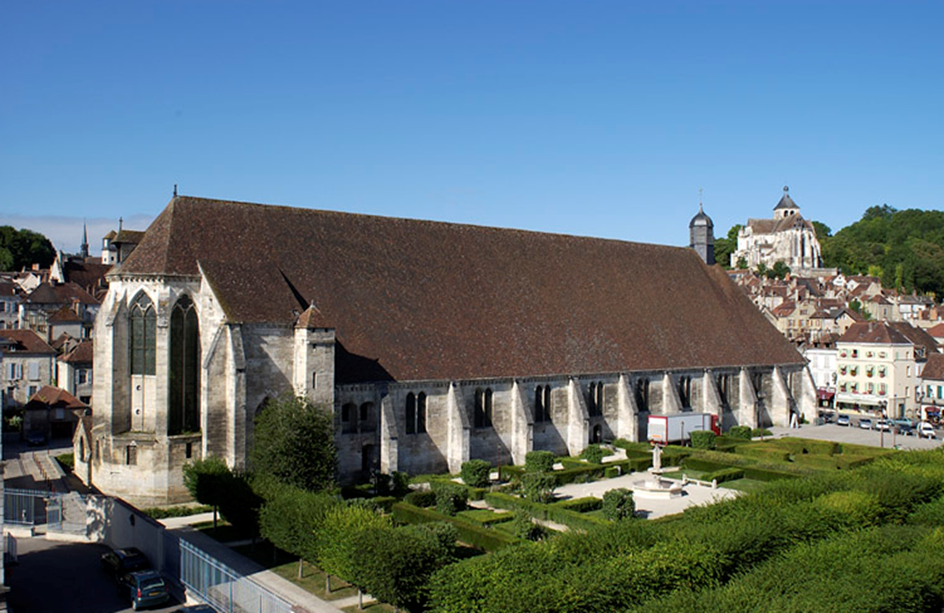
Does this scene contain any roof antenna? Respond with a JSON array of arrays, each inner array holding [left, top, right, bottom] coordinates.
[[173, 184, 178, 197], [119, 216, 123, 231], [698, 188, 704, 213]]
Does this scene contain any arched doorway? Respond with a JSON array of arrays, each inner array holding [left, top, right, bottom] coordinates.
[[591, 424, 602, 444], [361, 444, 377, 477]]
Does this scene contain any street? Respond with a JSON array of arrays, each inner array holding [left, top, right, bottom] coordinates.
[[7, 537, 183, 613], [768, 422, 943, 450]]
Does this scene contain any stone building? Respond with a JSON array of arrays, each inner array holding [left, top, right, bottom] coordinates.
[[90, 196, 816, 505], [0, 329, 57, 411], [731, 187, 823, 273], [689, 203, 714, 265], [834, 321, 938, 419]]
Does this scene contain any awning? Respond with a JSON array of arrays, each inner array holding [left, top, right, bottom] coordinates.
[[835, 393, 884, 407], [817, 389, 835, 400]]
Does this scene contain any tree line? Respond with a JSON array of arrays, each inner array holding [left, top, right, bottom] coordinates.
[[0, 226, 56, 271], [715, 204, 944, 297]]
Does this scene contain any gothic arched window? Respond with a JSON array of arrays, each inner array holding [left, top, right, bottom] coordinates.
[[416, 392, 427, 434], [474, 387, 493, 428], [406, 392, 416, 435], [635, 378, 650, 411], [341, 402, 357, 434], [169, 295, 200, 434], [588, 381, 604, 416], [130, 292, 156, 375]]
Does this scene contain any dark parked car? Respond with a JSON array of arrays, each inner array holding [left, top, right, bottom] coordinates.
[[176, 605, 218, 612], [119, 570, 170, 610], [25, 431, 47, 446], [821, 412, 835, 424], [101, 547, 150, 579]]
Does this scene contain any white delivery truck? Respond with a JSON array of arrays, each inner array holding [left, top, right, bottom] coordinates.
[[648, 413, 720, 445]]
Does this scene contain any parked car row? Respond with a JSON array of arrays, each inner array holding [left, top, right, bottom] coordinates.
[[100, 546, 218, 611], [827, 413, 938, 438]]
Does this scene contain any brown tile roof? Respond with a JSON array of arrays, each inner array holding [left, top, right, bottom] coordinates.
[[0, 329, 56, 354], [927, 323, 944, 338], [746, 215, 814, 235], [887, 321, 940, 355], [837, 321, 939, 352], [113, 230, 146, 244], [62, 260, 111, 295], [25, 386, 88, 411], [48, 305, 82, 323], [26, 282, 99, 305], [60, 339, 93, 364], [922, 353, 944, 381], [118, 196, 804, 382]]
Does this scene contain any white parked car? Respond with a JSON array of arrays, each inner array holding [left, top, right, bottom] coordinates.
[[917, 422, 937, 439]]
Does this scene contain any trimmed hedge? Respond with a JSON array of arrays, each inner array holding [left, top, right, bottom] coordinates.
[[553, 496, 603, 513], [727, 425, 753, 439], [691, 430, 716, 450], [602, 488, 635, 520], [457, 509, 515, 526], [604, 466, 620, 479], [432, 482, 469, 516], [391, 502, 519, 551], [702, 467, 746, 484], [404, 490, 437, 508], [552, 464, 606, 485], [737, 446, 792, 462], [369, 496, 399, 512], [461, 459, 492, 488], [525, 450, 556, 473], [581, 444, 612, 465], [484, 492, 611, 531]]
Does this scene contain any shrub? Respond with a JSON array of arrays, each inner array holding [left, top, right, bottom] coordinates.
[[511, 512, 547, 541], [391, 471, 411, 496], [602, 488, 635, 520], [525, 450, 556, 473], [690, 430, 716, 450], [458, 509, 514, 526], [553, 464, 606, 485], [141, 505, 213, 519], [604, 466, 620, 479], [461, 459, 492, 488], [521, 472, 556, 503], [581, 444, 611, 465], [751, 428, 772, 437], [317, 502, 392, 588], [727, 425, 753, 440], [433, 482, 469, 516], [405, 489, 437, 508], [368, 496, 398, 512]]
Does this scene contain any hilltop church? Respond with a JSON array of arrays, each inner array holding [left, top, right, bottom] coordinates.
[[730, 186, 824, 274], [87, 195, 815, 505]]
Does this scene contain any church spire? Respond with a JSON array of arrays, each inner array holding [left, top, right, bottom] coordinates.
[[80, 220, 89, 259]]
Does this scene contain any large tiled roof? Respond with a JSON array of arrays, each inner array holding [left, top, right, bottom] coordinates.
[[0, 329, 57, 354], [26, 282, 99, 306], [838, 321, 939, 352], [118, 196, 804, 383]]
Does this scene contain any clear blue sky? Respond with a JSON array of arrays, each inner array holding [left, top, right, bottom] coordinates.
[[2, 1, 942, 254]]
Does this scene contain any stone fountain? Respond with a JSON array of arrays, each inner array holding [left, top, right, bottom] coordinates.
[[632, 444, 684, 500]]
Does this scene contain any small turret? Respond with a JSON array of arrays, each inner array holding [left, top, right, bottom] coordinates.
[[689, 200, 715, 265]]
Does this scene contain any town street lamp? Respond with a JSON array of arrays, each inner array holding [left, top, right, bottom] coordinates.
[[878, 400, 888, 448]]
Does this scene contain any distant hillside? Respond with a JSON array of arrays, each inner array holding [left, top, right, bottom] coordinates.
[[822, 205, 944, 297]]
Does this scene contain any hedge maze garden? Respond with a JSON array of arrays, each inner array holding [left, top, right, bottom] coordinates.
[[238, 431, 943, 612]]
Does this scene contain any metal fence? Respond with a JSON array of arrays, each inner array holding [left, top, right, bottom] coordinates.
[[180, 539, 293, 613], [4, 488, 57, 528]]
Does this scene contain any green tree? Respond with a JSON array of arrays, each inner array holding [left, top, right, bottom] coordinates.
[[250, 394, 336, 492], [602, 488, 635, 520], [770, 260, 791, 280], [754, 262, 768, 278], [318, 502, 391, 593], [182, 456, 231, 529], [259, 483, 338, 578], [736, 257, 748, 270], [0, 226, 56, 271], [352, 523, 457, 611]]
